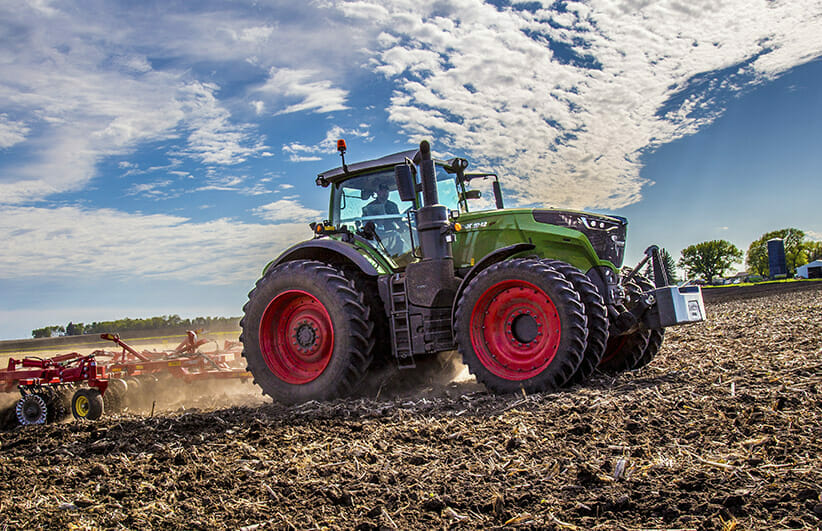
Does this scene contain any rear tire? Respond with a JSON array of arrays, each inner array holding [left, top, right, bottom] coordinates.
[[542, 260, 609, 386], [598, 322, 650, 372], [241, 260, 375, 404], [455, 258, 587, 394]]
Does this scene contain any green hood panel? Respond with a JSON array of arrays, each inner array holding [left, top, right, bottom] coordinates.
[[453, 209, 618, 274]]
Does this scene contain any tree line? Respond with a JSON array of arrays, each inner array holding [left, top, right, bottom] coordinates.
[[678, 227, 821, 284], [32, 315, 240, 339]]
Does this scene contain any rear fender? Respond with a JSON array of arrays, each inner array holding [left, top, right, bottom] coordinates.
[[450, 243, 536, 329], [264, 239, 382, 278]]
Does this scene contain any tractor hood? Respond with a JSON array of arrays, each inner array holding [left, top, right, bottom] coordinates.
[[533, 209, 628, 268]]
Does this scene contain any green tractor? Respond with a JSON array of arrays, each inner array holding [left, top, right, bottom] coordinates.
[[241, 140, 705, 403]]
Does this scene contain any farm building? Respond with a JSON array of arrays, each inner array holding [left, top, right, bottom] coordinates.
[[797, 260, 822, 279]]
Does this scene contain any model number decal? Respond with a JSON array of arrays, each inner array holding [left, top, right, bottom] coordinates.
[[463, 221, 488, 230]]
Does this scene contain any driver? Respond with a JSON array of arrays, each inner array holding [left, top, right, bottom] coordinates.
[[362, 183, 399, 217], [362, 183, 407, 255]]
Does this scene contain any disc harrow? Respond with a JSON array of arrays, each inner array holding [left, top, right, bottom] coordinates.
[[1, 331, 250, 427]]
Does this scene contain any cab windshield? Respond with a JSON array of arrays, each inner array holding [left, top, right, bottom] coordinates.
[[330, 165, 462, 261]]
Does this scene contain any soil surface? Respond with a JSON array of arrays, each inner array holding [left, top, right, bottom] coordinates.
[[1, 285, 820, 530]]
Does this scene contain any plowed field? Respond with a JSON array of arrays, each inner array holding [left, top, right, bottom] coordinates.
[[1, 285, 820, 530]]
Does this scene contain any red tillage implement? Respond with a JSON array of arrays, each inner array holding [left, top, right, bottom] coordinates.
[[1, 352, 108, 425], [98, 331, 248, 383], [1, 331, 250, 426]]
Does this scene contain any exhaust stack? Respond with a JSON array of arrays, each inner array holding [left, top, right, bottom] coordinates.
[[403, 141, 457, 308], [415, 140, 452, 261]]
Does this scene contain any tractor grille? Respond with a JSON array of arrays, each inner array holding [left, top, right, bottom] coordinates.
[[533, 210, 627, 268]]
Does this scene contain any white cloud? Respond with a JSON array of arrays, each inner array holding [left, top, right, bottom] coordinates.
[[253, 199, 324, 223], [177, 82, 269, 165], [282, 125, 372, 162], [0, 2, 362, 204], [128, 180, 173, 198], [194, 174, 272, 196], [0, 115, 29, 148], [807, 230, 822, 241], [331, 0, 822, 210], [257, 68, 349, 115], [0, 205, 312, 284]]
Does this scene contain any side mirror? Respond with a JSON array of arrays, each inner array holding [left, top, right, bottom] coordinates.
[[460, 189, 481, 201], [492, 181, 504, 209], [394, 163, 416, 202]]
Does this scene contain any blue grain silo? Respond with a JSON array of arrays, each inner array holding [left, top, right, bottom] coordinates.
[[767, 238, 787, 279]]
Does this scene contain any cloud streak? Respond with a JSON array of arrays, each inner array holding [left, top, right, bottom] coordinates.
[[0, 205, 312, 284], [282, 125, 372, 162]]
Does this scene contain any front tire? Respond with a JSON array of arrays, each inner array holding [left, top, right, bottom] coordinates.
[[629, 275, 665, 370], [454, 259, 587, 394], [541, 260, 609, 386], [241, 260, 375, 404]]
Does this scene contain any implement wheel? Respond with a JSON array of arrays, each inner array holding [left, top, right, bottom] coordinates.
[[72, 388, 104, 421], [103, 379, 128, 413], [16, 394, 48, 425], [241, 260, 375, 404], [455, 258, 587, 394]]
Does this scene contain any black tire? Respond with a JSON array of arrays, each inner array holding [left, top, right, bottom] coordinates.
[[598, 273, 658, 373], [71, 388, 104, 421], [43, 388, 71, 423], [103, 379, 128, 413], [241, 260, 375, 404], [542, 260, 609, 386], [629, 275, 665, 370], [598, 320, 650, 373], [340, 265, 390, 365], [454, 258, 587, 394], [16, 394, 48, 425]]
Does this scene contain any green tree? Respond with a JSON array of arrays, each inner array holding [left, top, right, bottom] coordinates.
[[65, 322, 85, 335], [679, 240, 742, 283], [746, 228, 808, 277], [806, 240, 822, 262], [643, 248, 679, 284], [31, 325, 65, 338]]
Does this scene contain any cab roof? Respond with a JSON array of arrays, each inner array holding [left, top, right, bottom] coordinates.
[[316, 149, 452, 187]]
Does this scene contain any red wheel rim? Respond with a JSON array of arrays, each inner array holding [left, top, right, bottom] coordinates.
[[259, 290, 334, 384], [469, 279, 562, 381]]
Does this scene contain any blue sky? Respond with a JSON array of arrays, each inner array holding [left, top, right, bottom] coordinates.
[[1, 0, 821, 339]]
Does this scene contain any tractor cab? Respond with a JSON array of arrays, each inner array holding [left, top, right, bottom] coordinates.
[[318, 149, 467, 265]]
